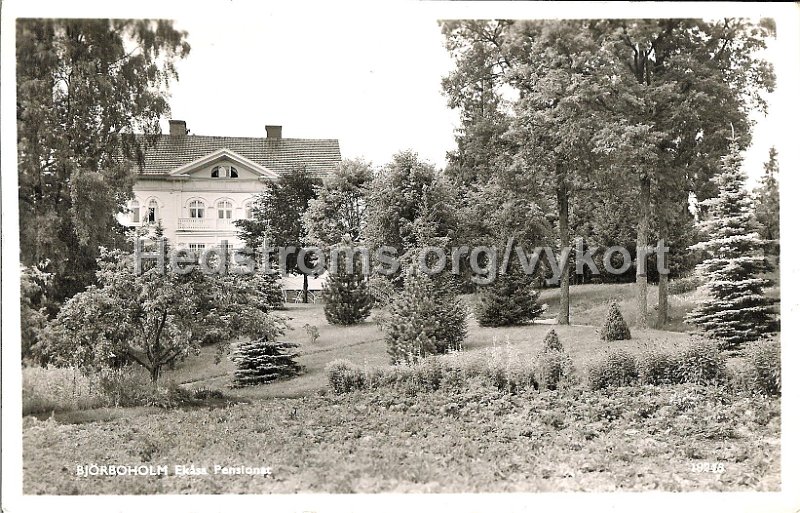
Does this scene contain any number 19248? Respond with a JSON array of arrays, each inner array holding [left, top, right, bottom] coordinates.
[[690, 462, 726, 473]]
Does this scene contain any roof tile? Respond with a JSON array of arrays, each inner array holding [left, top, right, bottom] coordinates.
[[135, 134, 341, 177]]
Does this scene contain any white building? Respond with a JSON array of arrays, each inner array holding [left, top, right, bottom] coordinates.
[[121, 120, 341, 250]]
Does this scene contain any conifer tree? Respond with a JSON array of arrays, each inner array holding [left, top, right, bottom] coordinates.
[[322, 245, 373, 325], [230, 335, 301, 387], [600, 300, 632, 341], [250, 263, 285, 312], [542, 329, 563, 352], [686, 140, 778, 350], [473, 265, 544, 327], [383, 264, 467, 365]]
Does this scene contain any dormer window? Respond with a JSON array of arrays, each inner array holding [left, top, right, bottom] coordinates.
[[211, 165, 238, 178]]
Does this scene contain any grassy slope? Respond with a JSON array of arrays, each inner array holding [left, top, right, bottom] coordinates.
[[163, 290, 695, 397]]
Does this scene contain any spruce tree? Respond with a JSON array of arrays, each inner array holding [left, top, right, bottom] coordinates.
[[600, 300, 631, 341], [230, 335, 301, 387], [473, 266, 544, 327], [686, 139, 778, 350], [384, 264, 467, 365], [254, 268, 285, 311], [322, 246, 372, 325], [542, 329, 563, 352]]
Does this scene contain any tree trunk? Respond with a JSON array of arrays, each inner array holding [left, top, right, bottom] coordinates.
[[557, 172, 570, 325], [656, 208, 669, 329], [636, 175, 651, 328], [150, 365, 160, 386], [303, 273, 309, 303]]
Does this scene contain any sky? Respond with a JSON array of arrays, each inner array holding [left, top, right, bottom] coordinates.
[[159, 3, 795, 189], [165, 4, 460, 172]]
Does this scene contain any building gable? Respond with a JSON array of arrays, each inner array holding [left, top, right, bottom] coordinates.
[[168, 148, 280, 180]]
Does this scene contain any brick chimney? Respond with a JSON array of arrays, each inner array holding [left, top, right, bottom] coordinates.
[[169, 120, 188, 136], [265, 125, 282, 139]]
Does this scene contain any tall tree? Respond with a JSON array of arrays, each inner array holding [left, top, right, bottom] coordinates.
[[591, 18, 775, 327], [440, 20, 516, 187], [362, 151, 459, 284], [685, 139, 778, 350], [303, 158, 373, 249], [235, 166, 321, 303], [506, 20, 608, 324], [753, 146, 780, 256], [17, 19, 190, 304]]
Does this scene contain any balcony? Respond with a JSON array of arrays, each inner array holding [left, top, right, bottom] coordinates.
[[178, 217, 236, 231]]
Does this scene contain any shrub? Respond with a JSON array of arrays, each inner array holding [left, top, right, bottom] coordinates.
[[473, 269, 544, 327], [97, 368, 194, 408], [672, 341, 726, 385], [746, 339, 781, 396], [668, 275, 702, 295], [230, 335, 301, 387], [542, 329, 563, 352], [599, 300, 631, 341], [534, 350, 577, 390], [326, 359, 366, 393], [587, 350, 638, 390], [638, 350, 677, 385], [383, 266, 467, 364]]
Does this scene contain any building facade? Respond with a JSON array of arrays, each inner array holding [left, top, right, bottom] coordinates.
[[121, 120, 341, 250]]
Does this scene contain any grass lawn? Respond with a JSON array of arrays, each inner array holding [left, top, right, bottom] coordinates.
[[163, 288, 697, 398]]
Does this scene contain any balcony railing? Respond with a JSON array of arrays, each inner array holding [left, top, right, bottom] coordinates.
[[178, 217, 236, 231]]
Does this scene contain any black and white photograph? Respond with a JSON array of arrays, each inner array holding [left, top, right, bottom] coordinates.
[[2, 1, 798, 512]]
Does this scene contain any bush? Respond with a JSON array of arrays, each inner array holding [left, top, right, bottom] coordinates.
[[326, 359, 366, 393], [98, 368, 194, 408], [230, 335, 301, 387], [542, 329, 563, 352], [587, 350, 638, 390], [638, 350, 677, 385], [473, 270, 544, 327], [671, 341, 726, 385], [746, 339, 780, 396], [383, 267, 467, 364], [599, 300, 631, 341], [534, 350, 576, 391], [668, 275, 702, 295]]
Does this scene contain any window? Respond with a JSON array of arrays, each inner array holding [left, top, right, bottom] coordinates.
[[244, 201, 253, 220], [211, 165, 238, 178], [188, 243, 206, 252], [147, 199, 159, 224], [130, 200, 140, 223], [217, 200, 233, 219], [189, 200, 205, 218]]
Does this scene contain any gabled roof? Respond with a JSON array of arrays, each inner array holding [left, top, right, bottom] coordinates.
[[134, 134, 341, 177], [168, 148, 281, 179]]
